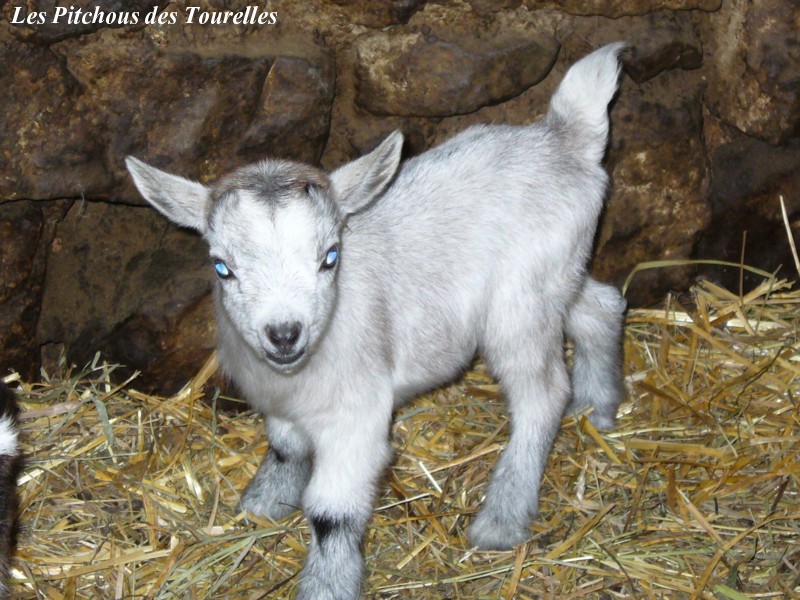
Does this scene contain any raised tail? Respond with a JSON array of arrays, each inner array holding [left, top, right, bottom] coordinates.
[[546, 42, 625, 164]]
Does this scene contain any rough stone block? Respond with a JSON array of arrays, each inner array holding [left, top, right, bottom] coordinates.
[[355, 30, 559, 117]]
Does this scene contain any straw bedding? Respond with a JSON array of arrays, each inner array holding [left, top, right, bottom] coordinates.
[[5, 275, 799, 599]]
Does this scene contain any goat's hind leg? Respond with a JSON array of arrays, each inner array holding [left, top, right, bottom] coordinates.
[[241, 416, 312, 521], [565, 277, 626, 430], [469, 300, 571, 550]]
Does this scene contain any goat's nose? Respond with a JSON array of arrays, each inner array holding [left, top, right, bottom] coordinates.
[[267, 322, 302, 352]]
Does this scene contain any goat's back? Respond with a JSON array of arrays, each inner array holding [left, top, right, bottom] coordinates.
[[338, 122, 608, 399]]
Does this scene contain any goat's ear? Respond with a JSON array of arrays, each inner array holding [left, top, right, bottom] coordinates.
[[329, 130, 403, 215], [125, 156, 212, 233]]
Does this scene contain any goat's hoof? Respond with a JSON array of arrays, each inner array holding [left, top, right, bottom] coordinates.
[[296, 574, 357, 600], [568, 403, 617, 431], [468, 511, 530, 551], [239, 488, 299, 521], [587, 412, 616, 431]]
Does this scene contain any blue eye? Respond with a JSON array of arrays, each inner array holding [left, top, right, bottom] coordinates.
[[214, 259, 233, 279], [321, 245, 339, 270]]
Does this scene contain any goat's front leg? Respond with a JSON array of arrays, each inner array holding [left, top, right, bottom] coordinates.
[[296, 400, 392, 600], [241, 417, 312, 521]]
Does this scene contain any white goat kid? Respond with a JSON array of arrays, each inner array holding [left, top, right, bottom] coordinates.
[[0, 382, 19, 599], [127, 42, 627, 600]]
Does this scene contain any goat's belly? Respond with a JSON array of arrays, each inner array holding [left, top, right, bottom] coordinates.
[[391, 341, 477, 408]]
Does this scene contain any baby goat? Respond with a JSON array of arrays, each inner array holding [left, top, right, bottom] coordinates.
[[0, 382, 19, 599], [127, 43, 627, 600]]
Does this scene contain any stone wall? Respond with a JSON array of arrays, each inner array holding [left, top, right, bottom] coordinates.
[[1, 0, 798, 391]]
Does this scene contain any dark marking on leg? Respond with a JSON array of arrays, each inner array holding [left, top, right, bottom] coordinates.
[[311, 514, 340, 547], [310, 514, 363, 554], [271, 447, 286, 464]]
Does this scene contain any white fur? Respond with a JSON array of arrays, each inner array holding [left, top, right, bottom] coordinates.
[[0, 417, 17, 458], [127, 43, 627, 600], [547, 41, 625, 164]]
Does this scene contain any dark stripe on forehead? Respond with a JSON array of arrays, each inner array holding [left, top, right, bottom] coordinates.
[[207, 159, 340, 227], [212, 160, 330, 203]]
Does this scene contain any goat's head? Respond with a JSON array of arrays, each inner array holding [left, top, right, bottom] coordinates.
[[126, 131, 403, 373]]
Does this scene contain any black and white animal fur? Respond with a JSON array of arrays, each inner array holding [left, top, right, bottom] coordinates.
[[127, 43, 627, 600], [0, 382, 19, 599]]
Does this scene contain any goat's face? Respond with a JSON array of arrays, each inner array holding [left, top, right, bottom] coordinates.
[[126, 131, 404, 373], [208, 173, 342, 373]]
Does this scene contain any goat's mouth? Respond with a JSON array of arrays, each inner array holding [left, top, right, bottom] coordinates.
[[264, 348, 306, 368]]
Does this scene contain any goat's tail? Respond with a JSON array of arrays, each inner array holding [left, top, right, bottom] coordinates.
[[546, 42, 625, 164]]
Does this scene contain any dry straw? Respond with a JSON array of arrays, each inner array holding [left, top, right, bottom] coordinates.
[[5, 271, 799, 598]]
